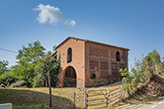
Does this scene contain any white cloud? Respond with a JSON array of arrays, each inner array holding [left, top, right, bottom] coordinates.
[[33, 4, 76, 26], [64, 19, 76, 26]]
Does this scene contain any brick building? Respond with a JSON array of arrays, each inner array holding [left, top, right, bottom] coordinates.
[[52, 37, 129, 88]]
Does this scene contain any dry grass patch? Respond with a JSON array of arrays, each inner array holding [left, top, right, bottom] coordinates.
[[0, 87, 79, 109]]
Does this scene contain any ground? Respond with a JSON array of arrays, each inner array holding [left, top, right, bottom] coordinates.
[[0, 81, 122, 109], [0, 87, 82, 109], [114, 74, 164, 109], [1, 75, 164, 109]]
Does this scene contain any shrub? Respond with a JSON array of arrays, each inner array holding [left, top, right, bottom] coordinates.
[[0, 72, 18, 86], [32, 75, 41, 87]]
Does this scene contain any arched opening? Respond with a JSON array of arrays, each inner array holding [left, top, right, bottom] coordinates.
[[67, 48, 72, 63], [64, 66, 76, 87], [116, 51, 120, 61]]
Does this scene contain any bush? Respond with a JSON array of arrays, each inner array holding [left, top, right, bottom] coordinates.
[[0, 72, 18, 87], [50, 73, 59, 87], [10, 80, 27, 88], [32, 75, 41, 87]]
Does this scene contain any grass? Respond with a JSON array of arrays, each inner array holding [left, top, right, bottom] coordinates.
[[0, 87, 82, 109], [0, 81, 122, 109], [0, 81, 123, 109], [1, 80, 164, 109], [112, 92, 164, 109]]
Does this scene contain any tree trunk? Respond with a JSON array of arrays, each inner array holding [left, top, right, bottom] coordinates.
[[48, 70, 52, 107]]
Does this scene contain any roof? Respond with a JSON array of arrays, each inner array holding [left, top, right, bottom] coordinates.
[[56, 37, 130, 51]]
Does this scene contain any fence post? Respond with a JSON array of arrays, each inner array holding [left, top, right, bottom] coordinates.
[[106, 90, 108, 107], [48, 70, 52, 107], [108, 90, 111, 103], [119, 79, 125, 101], [84, 88, 87, 109]]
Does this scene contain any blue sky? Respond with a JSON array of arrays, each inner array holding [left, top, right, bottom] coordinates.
[[0, 0, 164, 70]]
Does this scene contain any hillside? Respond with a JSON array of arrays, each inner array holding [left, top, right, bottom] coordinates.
[[115, 74, 164, 108]]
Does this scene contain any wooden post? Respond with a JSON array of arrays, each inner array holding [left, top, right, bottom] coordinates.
[[120, 79, 124, 101], [84, 88, 87, 109], [48, 70, 52, 107], [119, 86, 123, 101]]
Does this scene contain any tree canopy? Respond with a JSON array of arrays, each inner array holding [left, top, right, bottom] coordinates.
[[0, 60, 9, 75], [11, 41, 46, 87], [10, 41, 60, 87], [120, 49, 164, 96], [34, 55, 60, 87]]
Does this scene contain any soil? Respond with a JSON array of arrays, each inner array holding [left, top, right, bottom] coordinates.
[[139, 74, 164, 97]]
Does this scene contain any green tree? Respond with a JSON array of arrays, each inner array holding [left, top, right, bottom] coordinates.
[[120, 49, 164, 96], [143, 49, 164, 74], [34, 55, 60, 107], [46, 45, 57, 56], [12, 41, 45, 87], [0, 60, 9, 75], [34, 55, 60, 87], [53, 45, 57, 52], [0, 72, 18, 86]]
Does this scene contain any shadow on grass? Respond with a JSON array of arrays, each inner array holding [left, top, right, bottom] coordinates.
[[0, 88, 77, 109]]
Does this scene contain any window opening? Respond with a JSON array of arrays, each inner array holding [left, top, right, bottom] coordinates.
[[67, 48, 72, 63], [116, 51, 120, 61]]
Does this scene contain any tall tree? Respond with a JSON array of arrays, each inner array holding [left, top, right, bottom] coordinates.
[[34, 55, 60, 87], [34, 55, 60, 107], [0, 60, 9, 75], [12, 41, 45, 87], [120, 49, 164, 96], [143, 49, 163, 74], [53, 45, 57, 52]]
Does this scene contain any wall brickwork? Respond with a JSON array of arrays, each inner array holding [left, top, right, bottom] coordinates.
[[56, 38, 85, 88], [85, 42, 128, 87]]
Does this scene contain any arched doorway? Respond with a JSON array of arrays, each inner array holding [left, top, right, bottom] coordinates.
[[64, 66, 76, 87]]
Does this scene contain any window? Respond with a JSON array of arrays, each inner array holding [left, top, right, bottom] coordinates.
[[116, 51, 120, 61], [67, 48, 72, 63]]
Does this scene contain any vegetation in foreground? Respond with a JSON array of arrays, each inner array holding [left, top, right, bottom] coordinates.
[[1, 80, 164, 109], [113, 74, 164, 109], [0, 87, 83, 109], [0, 41, 60, 88], [120, 49, 164, 97], [0, 83, 122, 109], [114, 49, 164, 108]]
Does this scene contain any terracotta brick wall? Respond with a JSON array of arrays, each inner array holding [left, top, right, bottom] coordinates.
[[85, 42, 128, 87], [56, 38, 85, 88]]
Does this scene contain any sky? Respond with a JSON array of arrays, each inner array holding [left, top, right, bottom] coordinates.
[[0, 0, 164, 70]]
